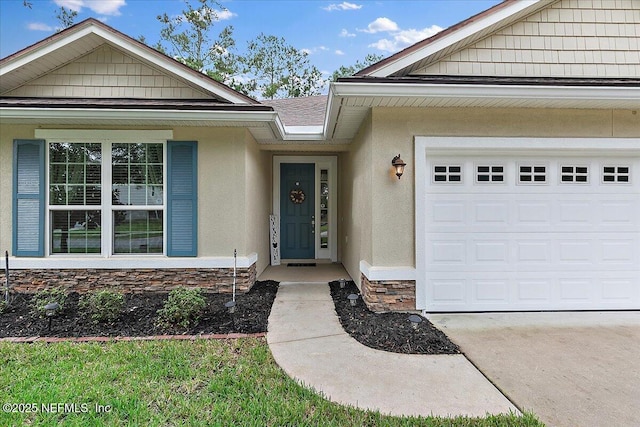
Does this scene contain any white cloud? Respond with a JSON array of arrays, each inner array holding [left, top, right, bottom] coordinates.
[[216, 9, 236, 20], [335, 49, 345, 55], [54, 0, 126, 16], [27, 22, 54, 31], [54, 0, 83, 12], [302, 46, 329, 55], [339, 28, 355, 38], [368, 24, 443, 52], [360, 17, 398, 34], [323, 2, 362, 12]]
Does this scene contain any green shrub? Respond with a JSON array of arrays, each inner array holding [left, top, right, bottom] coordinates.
[[0, 299, 6, 314], [157, 287, 207, 329], [31, 287, 67, 317], [79, 289, 125, 323]]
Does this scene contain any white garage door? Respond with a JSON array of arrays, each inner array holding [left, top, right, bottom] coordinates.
[[416, 139, 640, 312]]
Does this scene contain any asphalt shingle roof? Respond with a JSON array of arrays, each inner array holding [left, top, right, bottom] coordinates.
[[262, 95, 327, 127]]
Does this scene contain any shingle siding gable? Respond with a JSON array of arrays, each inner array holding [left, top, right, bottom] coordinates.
[[5, 44, 213, 99], [414, 0, 640, 78]]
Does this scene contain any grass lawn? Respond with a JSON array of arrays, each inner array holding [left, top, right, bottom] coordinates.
[[0, 339, 543, 426]]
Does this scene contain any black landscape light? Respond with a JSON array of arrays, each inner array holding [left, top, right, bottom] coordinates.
[[347, 293, 358, 307], [225, 300, 236, 314], [44, 302, 60, 331], [408, 314, 423, 330], [339, 278, 346, 289]]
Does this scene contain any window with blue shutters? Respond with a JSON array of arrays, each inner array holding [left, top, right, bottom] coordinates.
[[13, 132, 197, 258], [13, 139, 46, 256]]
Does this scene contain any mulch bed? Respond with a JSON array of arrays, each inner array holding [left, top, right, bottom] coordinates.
[[0, 280, 278, 338], [2, 279, 459, 356], [329, 280, 460, 355]]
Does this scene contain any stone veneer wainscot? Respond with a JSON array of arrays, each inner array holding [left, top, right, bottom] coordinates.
[[360, 273, 416, 312], [10, 264, 257, 294]]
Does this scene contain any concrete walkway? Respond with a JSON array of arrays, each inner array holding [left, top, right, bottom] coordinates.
[[267, 282, 518, 418]]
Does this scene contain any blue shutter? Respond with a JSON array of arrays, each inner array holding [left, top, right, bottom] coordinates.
[[167, 141, 198, 257], [13, 139, 45, 257]]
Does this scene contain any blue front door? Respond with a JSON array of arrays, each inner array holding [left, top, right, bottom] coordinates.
[[280, 163, 315, 259]]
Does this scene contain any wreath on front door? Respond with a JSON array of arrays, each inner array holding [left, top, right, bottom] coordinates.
[[289, 188, 306, 204]]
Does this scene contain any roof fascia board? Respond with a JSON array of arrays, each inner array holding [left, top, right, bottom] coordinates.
[[323, 89, 343, 140], [368, 0, 542, 77], [331, 81, 640, 103], [0, 107, 280, 123], [0, 26, 95, 75], [0, 107, 329, 141]]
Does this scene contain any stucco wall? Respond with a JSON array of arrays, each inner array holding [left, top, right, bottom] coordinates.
[[172, 127, 251, 259], [0, 125, 262, 263], [367, 107, 640, 268], [244, 130, 272, 276], [340, 112, 373, 287]]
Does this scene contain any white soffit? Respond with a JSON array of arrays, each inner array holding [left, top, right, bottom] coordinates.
[[326, 82, 640, 139]]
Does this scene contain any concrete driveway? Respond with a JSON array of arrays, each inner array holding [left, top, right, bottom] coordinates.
[[430, 312, 640, 427]]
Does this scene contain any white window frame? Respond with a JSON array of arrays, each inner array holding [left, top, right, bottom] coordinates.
[[602, 164, 632, 184], [474, 163, 506, 184], [517, 163, 548, 185], [36, 130, 172, 258], [432, 164, 463, 184], [560, 165, 590, 184]]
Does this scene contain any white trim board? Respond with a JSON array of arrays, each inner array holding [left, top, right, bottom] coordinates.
[[415, 137, 640, 155], [7, 253, 259, 270], [360, 260, 416, 281], [35, 129, 173, 142]]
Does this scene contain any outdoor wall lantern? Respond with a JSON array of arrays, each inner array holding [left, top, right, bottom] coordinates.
[[408, 314, 423, 330], [347, 293, 359, 307], [44, 302, 60, 331], [392, 154, 406, 179]]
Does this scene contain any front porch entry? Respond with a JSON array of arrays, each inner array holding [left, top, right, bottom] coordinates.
[[259, 263, 350, 283], [273, 156, 338, 263]]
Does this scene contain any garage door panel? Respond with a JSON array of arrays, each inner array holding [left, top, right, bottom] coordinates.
[[602, 279, 637, 301], [431, 201, 465, 224], [474, 280, 509, 302], [516, 241, 551, 262], [559, 278, 593, 301], [427, 272, 639, 311], [428, 233, 635, 271], [424, 195, 633, 233], [421, 154, 639, 312], [474, 202, 509, 223], [601, 239, 638, 264]]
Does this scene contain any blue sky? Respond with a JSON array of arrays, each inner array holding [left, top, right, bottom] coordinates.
[[0, 0, 501, 76]]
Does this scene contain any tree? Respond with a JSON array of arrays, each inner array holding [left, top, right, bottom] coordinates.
[[21, 2, 77, 30], [238, 33, 324, 99], [55, 6, 77, 31], [330, 53, 384, 81], [156, 0, 240, 87]]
